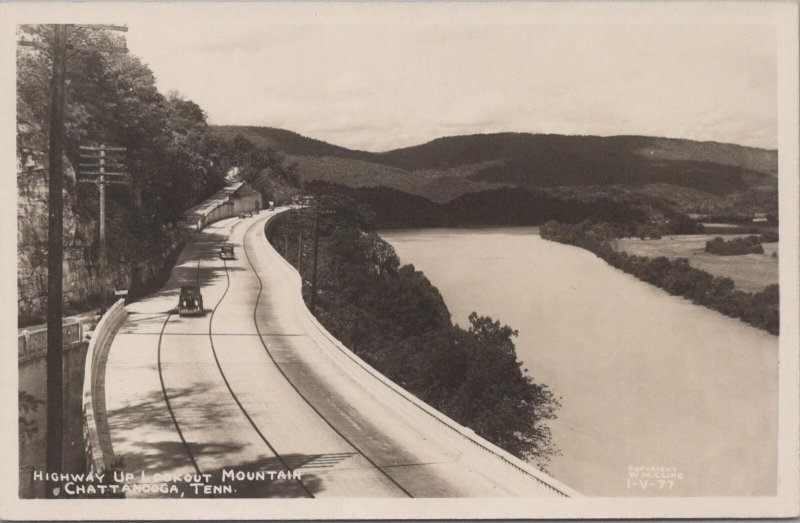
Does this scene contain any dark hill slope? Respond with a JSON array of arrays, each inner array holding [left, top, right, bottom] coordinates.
[[378, 133, 776, 174], [210, 126, 777, 210], [377, 133, 776, 194], [213, 125, 374, 161]]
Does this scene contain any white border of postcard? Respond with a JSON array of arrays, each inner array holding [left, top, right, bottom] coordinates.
[[0, 1, 797, 519]]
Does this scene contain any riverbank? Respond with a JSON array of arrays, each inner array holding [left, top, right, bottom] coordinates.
[[540, 221, 779, 334], [616, 235, 778, 293]]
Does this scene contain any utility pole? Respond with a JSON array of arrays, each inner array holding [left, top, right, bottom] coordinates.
[[307, 209, 333, 313], [78, 144, 129, 310], [45, 25, 67, 498], [353, 315, 359, 352], [310, 213, 319, 312], [297, 211, 303, 276], [19, 24, 128, 499], [283, 210, 289, 258]]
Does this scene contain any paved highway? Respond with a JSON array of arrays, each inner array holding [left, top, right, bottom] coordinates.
[[104, 210, 574, 498]]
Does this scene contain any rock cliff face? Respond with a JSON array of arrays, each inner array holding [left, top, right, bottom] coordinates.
[[17, 124, 182, 326]]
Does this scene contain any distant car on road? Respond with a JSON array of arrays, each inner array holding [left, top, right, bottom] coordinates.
[[178, 285, 204, 316], [219, 245, 235, 260], [238, 213, 247, 219]]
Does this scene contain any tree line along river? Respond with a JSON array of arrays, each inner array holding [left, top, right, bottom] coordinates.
[[381, 227, 778, 497]]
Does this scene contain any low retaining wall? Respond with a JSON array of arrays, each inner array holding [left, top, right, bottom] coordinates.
[[82, 299, 127, 474], [262, 213, 579, 497], [18, 319, 91, 364]]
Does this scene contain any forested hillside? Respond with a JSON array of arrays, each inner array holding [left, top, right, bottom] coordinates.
[[214, 126, 777, 216]]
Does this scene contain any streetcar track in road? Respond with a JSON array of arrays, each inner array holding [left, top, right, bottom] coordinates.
[[240, 216, 416, 498], [206, 227, 315, 498], [154, 218, 240, 498], [157, 312, 202, 476], [158, 216, 314, 498], [156, 235, 219, 497]]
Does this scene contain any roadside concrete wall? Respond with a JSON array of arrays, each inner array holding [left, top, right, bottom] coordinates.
[[18, 320, 88, 361], [83, 300, 127, 475]]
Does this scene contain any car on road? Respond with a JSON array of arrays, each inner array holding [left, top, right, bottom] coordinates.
[[238, 213, 247, 219], [219, 245, 235, 260], [178, 285, 204, 316]]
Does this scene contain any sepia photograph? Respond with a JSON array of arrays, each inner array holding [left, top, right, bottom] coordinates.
[[1, 1, 798, 520]]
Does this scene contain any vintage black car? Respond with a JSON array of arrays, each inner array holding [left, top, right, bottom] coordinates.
[[219, 245, 235, 260], [178, 285, 204, 316], [238, 213, 247, 219]]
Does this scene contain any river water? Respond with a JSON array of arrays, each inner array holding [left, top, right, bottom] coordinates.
[[380, 227, 778, 497]]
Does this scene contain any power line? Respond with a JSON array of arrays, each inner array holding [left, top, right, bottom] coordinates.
[[78, 144, 130, 311]]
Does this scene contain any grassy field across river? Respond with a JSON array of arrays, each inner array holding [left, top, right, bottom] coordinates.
[[615, 235, 778, 293]]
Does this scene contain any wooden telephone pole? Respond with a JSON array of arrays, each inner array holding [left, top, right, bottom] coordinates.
[[283, 211, 289, 257], [297, 211, 304, 276], [19, 24, 128, 498], [310, 213, 320, 312], [306, 209, 334, 313], [78, 144, 130, 309], [45, 26, 67, 497]]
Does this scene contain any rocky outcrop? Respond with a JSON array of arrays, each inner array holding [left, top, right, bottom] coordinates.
[[17, 124, 183, 326]]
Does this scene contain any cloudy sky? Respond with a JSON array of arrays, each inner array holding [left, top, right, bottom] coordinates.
[[126, 9, 776, 152]]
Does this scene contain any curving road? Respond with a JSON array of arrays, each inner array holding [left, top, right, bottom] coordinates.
[[104, 210, 575, 498]]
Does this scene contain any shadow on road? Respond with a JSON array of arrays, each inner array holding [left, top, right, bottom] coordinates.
[[107, 384, 330, 498]]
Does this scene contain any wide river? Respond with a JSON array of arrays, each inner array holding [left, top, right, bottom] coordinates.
[[381, 228, 778, 497]]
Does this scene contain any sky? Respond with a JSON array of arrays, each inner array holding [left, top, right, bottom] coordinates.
[[126, 12, 777, 152]]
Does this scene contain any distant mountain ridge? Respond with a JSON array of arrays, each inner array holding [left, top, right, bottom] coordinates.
[[211, 125, 777, 212]]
